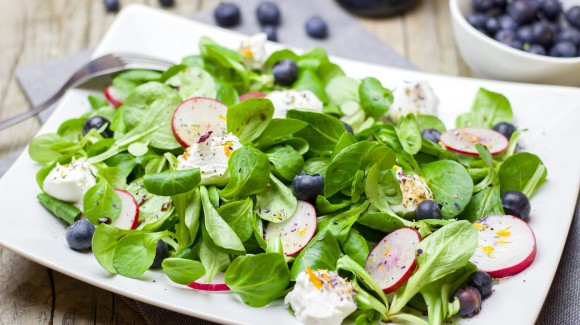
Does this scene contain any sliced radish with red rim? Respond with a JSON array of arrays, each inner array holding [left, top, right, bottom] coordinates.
[[103, 86, 124, 108], [365, 227, 421, 294], [188, 272, 230, 292], [171, 97, 228, 148], [440, 127, 508, 156], [239, 92, 266, 102], [470, 215, 536, 278], [111, 189, 139, 230], [264, 200, 317, 256]]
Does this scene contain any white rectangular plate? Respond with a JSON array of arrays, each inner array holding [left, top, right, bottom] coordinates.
[[1, 4, 579, 325]]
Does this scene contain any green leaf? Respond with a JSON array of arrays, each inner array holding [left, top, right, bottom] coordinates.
[[342, 229, 369, 266], [255, 174, 298, 223], [37, 193, 81, 225], [201, 186, 245, 255], [325, 76, 359, 107], [214, 78, 239, 106], [292, 70, 328, 103], [416, 115, 446, 133], [287, 110, 346, 155], [365, 164, 403, 212], [315, 195, 352, 214], [143, 168, 201, 196], [289, 230, 342, 280], [255, 118, 309, 149], [28, 133, 67, 163], [324, 141, 376, 197], [83, 179, 122, 224], [199, 241, 230, 283], [421, 160, 474, 218], [225, 253, 291, 307], [359, 77, 393, 118], [122, 82, 181, 130], [470, 88, 513, 128], [227, 98, 274, 143], [265, 145, 304, 182], [499, 152, 547, 196], [219, 146, 271, 198], [92, 224, 127, 273], [164, 66, 216, 100], [112, 232, 168, 278], [357, 212, 412, 233], [218, 198, 254, 242], [460, 185, 504, 222], [162, 258, 205, 285], [396, 114, 422, 155]]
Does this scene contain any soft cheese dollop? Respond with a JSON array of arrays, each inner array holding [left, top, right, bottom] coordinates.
[[177, 132, 242, 186], [43, 158, 97, 206], [238, 33, 267, 70], [266, 89, 323, 118], [387, 80, 439, 122], [285, 268, 357, 325], [392, 166, 434, 216]]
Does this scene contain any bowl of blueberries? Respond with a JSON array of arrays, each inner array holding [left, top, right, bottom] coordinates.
[[450, 0, 580, 87]]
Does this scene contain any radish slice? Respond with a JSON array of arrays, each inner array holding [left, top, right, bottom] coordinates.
[[239, 92, 266, 102], [440, 127, 508, 156], [470, 215, 536, 278], [365, 227, 421, 294], [111, 189, 139, 230], [188, 272, 230, 292], [103, 86, 124, 108], [264, 201, 317, 256], [171, 97, 228, 148]]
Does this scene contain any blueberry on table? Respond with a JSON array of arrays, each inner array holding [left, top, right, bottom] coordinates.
[[549, 41, 577, 57], [492, 122, 516, 139], [507, 0, 537, 25], [150, 240, 168, 268], [292, 173, 324, 201], [531, 21, 555, 48], [501, 190, 531, 220], [214, 2, 241, 27], [83, 116, 113, 138], [557, 28, 580, 47], [421, 129, 441, 143], [539, 0, 561, 21], [261, 24, 278, 42], [415, 200, 442, 220], [566, 6, 580, 29], [466, 271, 493, 299], [256, 2, 281, 26], [158, 0, 175, 7], [65, 220, 95, 251], [454, 286, 482, 317], [473, 0, 495, 13], [305, 17, 329, 39], [272, 59, 298, 85], [103, 0, 119, 12]]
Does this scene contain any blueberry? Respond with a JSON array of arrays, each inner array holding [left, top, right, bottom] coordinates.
[[498, 14, 518, 31], [507, 0, 537, 25], [531, 21, 555, 48], [103, 0, 119, 12], [415, 200, 442, 220], [256, 2, 281, 26], [466, 271, 493, 299], [83, 116, 113, 138], [493, 0, 506, 9], [261, 25, 278, 42], [539, 0, 561, 21], [150, 240, 168, 268], [558, 28, 580, 46], [214, 2, 241, 27], [501, 190, 531, 220], [467, 13, 488, 30], [566, 6, 580, 29], [342, 122, 354, 135], [484, 17, 501, 36], [473, 0, 495, 13], [65, 220, 95, 250], [272, 59, 298, 85], [516, 25, 534, 43], [158, 0, 174, 7], [292, 173, 324, 201], [305, 17, 329, 39], [495, 29, 523, 49], [421, 129, 441, 143], [492, 122, 516, 139], [549, 41, 577, 57], [453, 286, 482, 318], [526, 44, 546, 55]]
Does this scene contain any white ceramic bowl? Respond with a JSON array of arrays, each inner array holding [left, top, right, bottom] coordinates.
[[450, 0, 580, 87]]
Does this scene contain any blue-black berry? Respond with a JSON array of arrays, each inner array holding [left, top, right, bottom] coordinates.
[[272, 59, 298, 85], [151, 240, 168, 268], [256, 2, 281, 26], [83, 116, 113, 138], [261, 25, 278, 42], [501, 190, 531, 220], [65, 220, 95, 250], [214, 2, 241, 27], [305, 17, 328, 39], [292, 173, 324, 201], [104, 0, 119, 12]]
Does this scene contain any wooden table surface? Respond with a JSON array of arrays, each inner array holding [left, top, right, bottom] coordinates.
[[0, 0, 473, 324]]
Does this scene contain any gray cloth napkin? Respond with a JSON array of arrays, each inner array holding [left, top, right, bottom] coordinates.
[[6, 1, 579, 324]]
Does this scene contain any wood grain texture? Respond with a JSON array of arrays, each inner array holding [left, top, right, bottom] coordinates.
[[0, 0, 470, 324]]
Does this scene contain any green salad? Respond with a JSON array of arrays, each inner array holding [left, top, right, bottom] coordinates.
[[29, 35, 548, 325]]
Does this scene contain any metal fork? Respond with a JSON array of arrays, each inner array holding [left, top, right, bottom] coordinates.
[[0, 53, 175, 130]]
